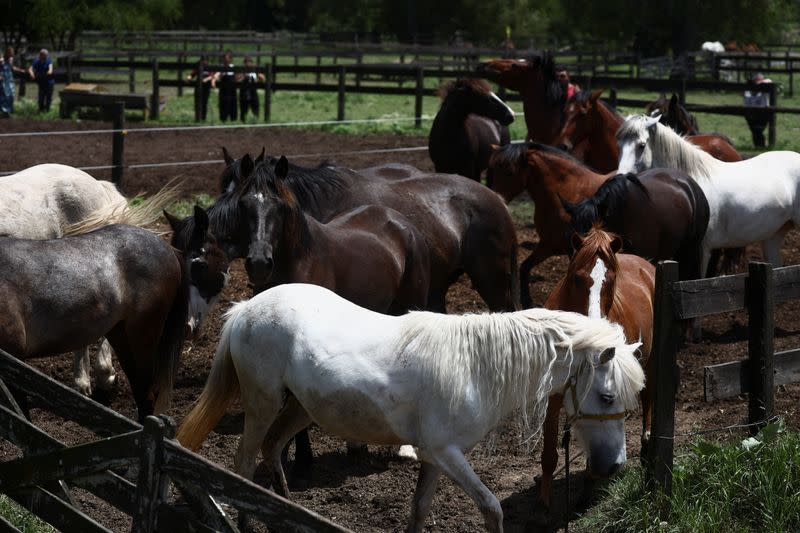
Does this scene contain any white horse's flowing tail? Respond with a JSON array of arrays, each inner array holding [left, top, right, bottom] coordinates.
[[62, 180, 182, 236], [176, 305, 243, 451]]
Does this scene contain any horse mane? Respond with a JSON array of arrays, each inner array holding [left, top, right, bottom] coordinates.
[[616, 116, 718, 179], [522, 51, 563, 107], [564, 173, 646, 235], [397, 307, 643, 442], [568, 90, 620, 117], [437, 78, 492, 100], [272, 179, 313, 256], [568, 225, 620, 278]]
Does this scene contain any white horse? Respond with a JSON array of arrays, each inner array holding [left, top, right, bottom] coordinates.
[[177, 283, 644, 533], [617, 114, 800, 276], [1, 164, 176, 396]]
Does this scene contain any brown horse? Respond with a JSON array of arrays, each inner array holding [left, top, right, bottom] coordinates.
[[489, 143, 610, 306], [428, 78, 514, 185], [555, 90, 743, 174], [645, 93, 699, 135], [252, 155, 430, 314], [477, 52, 565, 144], [540, 227, 654, 509]]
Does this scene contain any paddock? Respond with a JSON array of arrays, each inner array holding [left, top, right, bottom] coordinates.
[[1, 118, 799, 531]]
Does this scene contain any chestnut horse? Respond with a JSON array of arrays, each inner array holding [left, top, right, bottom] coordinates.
[[428, 78, 514, 184], [489, 143, 610, 306], [477, 53, 564, 144], [540, 227, 654, 509], [554, 90, 742, 174], [645, 93, 700, 135]]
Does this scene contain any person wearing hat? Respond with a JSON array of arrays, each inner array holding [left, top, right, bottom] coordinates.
[[28, 49, 54, 112]]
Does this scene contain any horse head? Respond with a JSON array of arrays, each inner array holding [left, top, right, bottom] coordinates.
[[439, 78, 515, 126], [616, 114, 660, 174], [219, 147, 258, 194], [555, 89, 603, 152], [165, 205, 230, 339], [488, 143, 529, 203], [666, 94, 699, 135]]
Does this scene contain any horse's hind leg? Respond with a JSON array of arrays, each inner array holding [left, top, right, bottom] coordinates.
[[261, 394, 312, 498], [406, 461, 441, 533], [93, 338, 117, 391], [73, 347, 93, 396], [429, 445, 503, 533]]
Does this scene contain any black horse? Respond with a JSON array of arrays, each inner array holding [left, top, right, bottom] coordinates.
[[428, 78, 514, 185], [645, 93, 700, 135], [563, 172, 710, 283]]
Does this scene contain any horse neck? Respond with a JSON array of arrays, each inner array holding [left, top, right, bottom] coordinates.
[[522, 91, 562, 143], [590, 103, 623, 160], [652, 124, 719, 179], [275, 208, 316, 282]]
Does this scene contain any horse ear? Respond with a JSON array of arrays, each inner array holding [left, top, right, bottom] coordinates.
[[490, 144, 500, 151], [598, 347, 615, 364], [275, 155, 289, 179], [163, 210, 182, 232], [240, 154, 255, 179], [222, 147, 234, 166], [255, 147, 266, 164], [590, 89, 603, 101], [645, 114, 661, 128], [669, 93, 679, 107], [570, 232, 584, 252], [610, 234, 623, 254], [193, 205, 209, 234]]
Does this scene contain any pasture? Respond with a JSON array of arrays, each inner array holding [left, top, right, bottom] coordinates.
[[1, 117, 800, 531]]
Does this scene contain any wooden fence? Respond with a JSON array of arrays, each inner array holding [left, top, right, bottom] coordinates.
[[644, 261, 800, 505], [0, 348, 351, 532]]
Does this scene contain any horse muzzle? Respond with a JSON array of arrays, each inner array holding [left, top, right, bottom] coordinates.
[[245, 255, 274, 287]]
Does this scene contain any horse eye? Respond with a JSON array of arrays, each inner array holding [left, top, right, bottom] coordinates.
[[637, 142, 646, 150]]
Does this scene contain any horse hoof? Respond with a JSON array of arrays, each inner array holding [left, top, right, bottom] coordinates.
[[397, 445, 418, 460], [98, 374, 117, 391], [76, 382, 92, 397]]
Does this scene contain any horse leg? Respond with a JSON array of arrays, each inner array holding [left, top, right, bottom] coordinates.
[[261, 395, 312, 498], [761, 231, 787, 267], [406, 461, 442, 533], [291, 429, 314, 485], [537, 393, 563, 510], [429, 445, 503, 533], [236, 409, 277, 532], [93, 338, 117, 391], [519, 245, 554, 308], [689, 247, 713, 342], [72, 347, 93, 397]]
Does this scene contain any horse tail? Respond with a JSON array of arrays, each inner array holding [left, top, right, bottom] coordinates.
[[62, 180, 182, 236], [152, 252, 190, 415], [510, 241, 522, 310], [176, 303, 243, 451]]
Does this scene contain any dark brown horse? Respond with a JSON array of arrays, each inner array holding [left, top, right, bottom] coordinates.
[[563, 172, 710, 283], [428, 78, 514, 185], [477, 53, 565, 144], [489, 143, 610, 306], [541, 227, 654, 509], [0, 225, 192, 421], [248, 155, 430, 314], [645, 93, 699, 135], [212, 151, 520, 313], [555, 90, 743, 174]]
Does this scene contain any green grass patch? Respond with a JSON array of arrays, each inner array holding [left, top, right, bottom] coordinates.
[[0, 495, 55, 532], [167, 192, 216, 219], [574, 421, 800, 533]]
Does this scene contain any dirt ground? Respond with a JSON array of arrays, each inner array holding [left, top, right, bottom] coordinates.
[[1, 118, 799, 533]]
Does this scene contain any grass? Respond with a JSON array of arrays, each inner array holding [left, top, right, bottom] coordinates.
[[167, 192, 216, 218], [574, 421, 800, 533], [0, 495, 55, 532]]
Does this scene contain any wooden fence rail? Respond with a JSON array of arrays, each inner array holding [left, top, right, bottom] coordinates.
[[0, 349, 351, 533], [645, 261, 800, 510]]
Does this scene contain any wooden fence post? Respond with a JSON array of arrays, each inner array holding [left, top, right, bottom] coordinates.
[[747, 262, 775, 434], [111, 102, 125, 188], [150, 58, 159, 120], [177, 53, 184, 97], [18, 55, 26, 98], [194, 61, 202, 121], [414, 67, 424, 128], [133, 416, 170, 533], [645, 260, 680, 507], [768, 83, 777, 148], [128, 52, 135, 93], [337, 66, 346, 121], [264, 64, 272, 122], [609, 87, 618, 108], [66, 55, 74, 84]]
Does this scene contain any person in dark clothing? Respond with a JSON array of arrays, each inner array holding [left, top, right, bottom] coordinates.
[[238, 56, 265, 122], [216, 50, 237, 122], [187, 55, 214, 121], [743, 72, 773, 148], [28, 49, 54, 112]]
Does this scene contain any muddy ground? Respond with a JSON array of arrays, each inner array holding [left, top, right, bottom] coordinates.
[[0, 118, 798, 532]]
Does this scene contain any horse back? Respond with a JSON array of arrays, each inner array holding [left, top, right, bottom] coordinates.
[[687, 134, 742, 162]]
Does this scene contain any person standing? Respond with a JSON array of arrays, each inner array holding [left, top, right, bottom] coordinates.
[[238, 56, 264, 122], [216, 50, 237, 122], [556, 65, 581, 100], [743, 72, 773, 148], [187, 55, 214, 121], [0, 47, 26, 116], [28, 48, 54, 112]]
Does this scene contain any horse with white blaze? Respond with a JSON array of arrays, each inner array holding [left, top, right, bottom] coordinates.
[[617, 114, 800, 275], [177, 283, 644, 533]]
